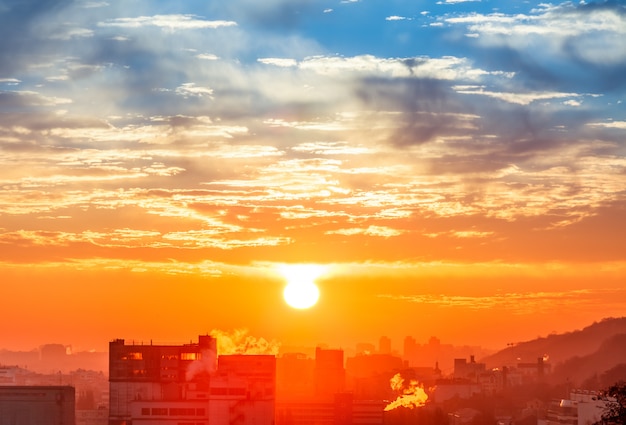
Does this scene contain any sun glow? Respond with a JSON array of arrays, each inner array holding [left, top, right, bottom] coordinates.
[[279, 264, 325, 309]]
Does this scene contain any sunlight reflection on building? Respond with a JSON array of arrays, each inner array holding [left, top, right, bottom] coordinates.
[[108, 336, 275, 425]]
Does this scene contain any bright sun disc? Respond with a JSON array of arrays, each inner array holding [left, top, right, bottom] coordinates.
[[279, 264, 325, 309]]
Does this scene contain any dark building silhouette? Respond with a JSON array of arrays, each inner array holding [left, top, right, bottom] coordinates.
[[453, 355, 486, 382], [0, 386, 75, 425]]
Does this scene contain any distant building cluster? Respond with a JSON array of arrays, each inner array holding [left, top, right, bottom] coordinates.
[[0, 334, 615, 425]]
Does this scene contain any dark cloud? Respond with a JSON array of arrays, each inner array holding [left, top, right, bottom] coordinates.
[[355, 77, 469, 146], [0, 0, 74, 75]]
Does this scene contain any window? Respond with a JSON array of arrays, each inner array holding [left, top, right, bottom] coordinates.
[[196, 408, 205, 416], [181, 352, 199, 360], [152, 407, 168, 415], [141, 408, 150, 415], [170, 408, 196, 416], [162, 354, 179, 360]]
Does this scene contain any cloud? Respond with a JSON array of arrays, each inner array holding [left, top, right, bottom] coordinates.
[[0, 90, 73, 107], [453, 85, 582, 105], [80, 1, 109, 8], [257, 57, 298, 67], [326, 226, 404, 238], [587, 120, 626, 129], [379, 288, 626, 315], [442, 2, 626, 91], [99, 15, 237, 30], [0, 0, 625, 270]]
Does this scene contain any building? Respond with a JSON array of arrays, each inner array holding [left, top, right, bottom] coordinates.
[[453, 356, 485, 382], [108, 336, 276, 425], [276, 347, 386, 424], [378, 337, 391, 355], [76, 408, 108, 425], [0, 385, 75, 425], [276, 353, 315, 401], [431, 379, 481, 404], [345, 353, 403, 401], [540, 390, 610, 425], [314, 347, 345, 400], [517, 357, 550, 382]]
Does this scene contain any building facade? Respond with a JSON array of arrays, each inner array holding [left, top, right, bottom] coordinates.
[[0, 385, 75, 425], [108, 336, 275, 425]]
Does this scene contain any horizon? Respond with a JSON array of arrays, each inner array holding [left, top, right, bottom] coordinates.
[[1, 1, 625, 356], [1, 315, 621, 355]]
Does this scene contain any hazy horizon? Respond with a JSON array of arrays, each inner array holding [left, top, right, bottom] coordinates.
[[1, 315, 618, 355]]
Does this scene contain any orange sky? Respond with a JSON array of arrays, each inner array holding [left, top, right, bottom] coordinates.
[[1, 0, 626, 354], [2, 259, 625, 353]]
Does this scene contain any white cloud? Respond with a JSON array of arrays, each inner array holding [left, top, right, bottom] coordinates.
[[196, 53, 219, 60], [563, 99, 581, 107], [453, 85, 582, 105], [258, 58, 298, 67], [174, 83, 214, 98], [587, 121, 626, 130], [297, 54, 491, 81], [99, 15, 237, 30], [444, 5, 626, 65]]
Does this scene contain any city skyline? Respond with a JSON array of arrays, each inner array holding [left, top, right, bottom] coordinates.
[[1, 0, 626, 353]]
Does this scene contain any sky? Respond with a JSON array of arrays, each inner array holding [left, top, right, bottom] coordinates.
[[1, 0, 625, 354]]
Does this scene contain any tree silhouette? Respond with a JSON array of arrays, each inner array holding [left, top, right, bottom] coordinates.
[[596, 381, 626, 425]]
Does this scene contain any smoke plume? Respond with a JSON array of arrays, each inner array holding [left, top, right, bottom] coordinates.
[[186, 348, 217, 381], [185, 329, 279, 381], [210, 329, 281, 355], [384, 373, 428, 411]]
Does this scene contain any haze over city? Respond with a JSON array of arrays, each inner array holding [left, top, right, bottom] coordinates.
[[1, 0, 625, 356]]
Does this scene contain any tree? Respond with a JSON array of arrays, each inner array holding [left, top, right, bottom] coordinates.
[[597, 381, 626, 425]]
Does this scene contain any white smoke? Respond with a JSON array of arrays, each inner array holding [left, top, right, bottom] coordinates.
[[185, 329, 279, 381], [209, 329, 280, 355], [384, 373, 428, 411], [185, 348, 217, 381]]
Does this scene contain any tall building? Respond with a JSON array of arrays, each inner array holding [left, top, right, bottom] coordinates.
[[314, 347, 345, 400], [0, 386, 75, 425], [378, 336, 391, 355], [108, 336, 275, 425], [276, 353, 315, 401], [403, 336, 417, 365], [275, 347, 386, 425]]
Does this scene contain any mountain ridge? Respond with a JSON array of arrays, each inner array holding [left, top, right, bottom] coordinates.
[[480, 316, 626, 387]]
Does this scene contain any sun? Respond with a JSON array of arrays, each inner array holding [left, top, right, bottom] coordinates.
[[279, 264, 325, 309]]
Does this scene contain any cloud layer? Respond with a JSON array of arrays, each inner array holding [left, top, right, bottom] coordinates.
[[1, 0, 625, 346]]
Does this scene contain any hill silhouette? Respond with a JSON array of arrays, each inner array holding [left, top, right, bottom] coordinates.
[[550, 332, 626, 387], [480, 317, 626, 388]]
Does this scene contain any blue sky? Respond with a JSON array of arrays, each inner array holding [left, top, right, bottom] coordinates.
[[1, 0, 626, 349]]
